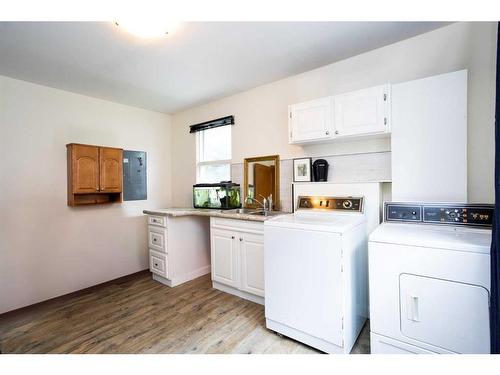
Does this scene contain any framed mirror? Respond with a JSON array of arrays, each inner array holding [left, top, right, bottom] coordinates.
[[243, 155, 280, 210]]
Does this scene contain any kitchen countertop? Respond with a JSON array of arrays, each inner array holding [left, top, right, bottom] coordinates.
[[143, 208, 288, 222]]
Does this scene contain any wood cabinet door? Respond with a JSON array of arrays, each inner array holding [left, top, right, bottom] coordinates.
[[240, 233, 265, 297], [289, 97, 334, 143], [211, 228, 239, 288], [99, 147, 123, 193], [71, 144, 99, 194], [333, 84, 389, 137]]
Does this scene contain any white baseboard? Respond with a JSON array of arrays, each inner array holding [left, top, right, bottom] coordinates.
[[171, 265, 211, 287], [212, 281, 264, 305], [151, 265, 211, 288], [152, 273, 173, 287]]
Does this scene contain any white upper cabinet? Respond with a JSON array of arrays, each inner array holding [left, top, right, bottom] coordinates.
[[334, 84, 390, 137], [289, 97, 334, 144], [288, 84, 390, 145]]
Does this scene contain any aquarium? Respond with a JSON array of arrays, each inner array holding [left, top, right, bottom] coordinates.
[[193, 182, 241, 209]]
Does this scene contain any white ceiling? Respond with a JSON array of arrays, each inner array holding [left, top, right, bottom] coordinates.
[[0, 22, 448, 114]]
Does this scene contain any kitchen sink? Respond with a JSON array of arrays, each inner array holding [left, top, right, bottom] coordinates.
[[227, 208, 261, 214], [226, 208, 283, 217], [248, 211, 283, 217]]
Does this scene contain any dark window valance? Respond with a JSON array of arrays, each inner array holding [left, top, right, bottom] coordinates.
[[189, 115, 234, 133]]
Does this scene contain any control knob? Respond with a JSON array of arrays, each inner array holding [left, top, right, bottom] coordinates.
[[342, 200, 353, 209]]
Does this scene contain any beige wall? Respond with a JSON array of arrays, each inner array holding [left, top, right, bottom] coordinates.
[[0, 76, 172, 313], [171, 22, 497, 206]]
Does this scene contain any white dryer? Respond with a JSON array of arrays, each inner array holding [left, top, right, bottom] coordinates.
[[369, 202, 493, 354]]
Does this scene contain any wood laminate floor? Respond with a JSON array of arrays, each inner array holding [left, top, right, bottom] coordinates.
[[0, 272, 370, 354]]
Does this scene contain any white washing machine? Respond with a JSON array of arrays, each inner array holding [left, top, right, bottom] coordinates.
[[369, 202, 494, 354], [264, 182, 381, 354]]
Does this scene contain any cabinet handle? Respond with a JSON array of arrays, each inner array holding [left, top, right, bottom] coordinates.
[[231, 236, 235, 239], [335, 130, 339, 135], [325, 131, 329, 135], [239, 238, 243, 242]]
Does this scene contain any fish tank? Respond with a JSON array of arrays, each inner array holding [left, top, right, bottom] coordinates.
[[193, 181, 242, 209]]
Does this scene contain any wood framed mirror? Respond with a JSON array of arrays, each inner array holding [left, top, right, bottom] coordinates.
[[243, 155, 280, 210]]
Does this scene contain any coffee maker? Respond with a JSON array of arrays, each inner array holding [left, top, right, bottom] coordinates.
[[312, 159, 329, 182]]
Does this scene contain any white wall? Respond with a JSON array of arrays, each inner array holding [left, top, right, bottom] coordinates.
[[0, 76, 172, 313], [171, 22, 497, 206]]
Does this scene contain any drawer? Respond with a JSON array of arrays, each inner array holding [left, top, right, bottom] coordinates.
[[148, 215, 167, 227], [210, 217, 264, 234], [149, 226, 167, 252], [149, 250, 168, 278]]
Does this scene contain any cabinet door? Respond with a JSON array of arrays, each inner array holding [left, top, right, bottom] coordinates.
[[334, 84, 389, 137], [99, 147, 123, 193], [71, 144, 100, 193], [240, 232, 265, 297], [289, 97, 334, 143], [211, 228, 239, 288]]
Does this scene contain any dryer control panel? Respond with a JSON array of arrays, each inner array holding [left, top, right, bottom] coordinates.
[[385, 202, 494, 227]]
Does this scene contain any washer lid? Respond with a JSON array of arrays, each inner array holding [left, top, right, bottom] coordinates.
[[369, 223, 492, 254], [264, 212, 365, 233]]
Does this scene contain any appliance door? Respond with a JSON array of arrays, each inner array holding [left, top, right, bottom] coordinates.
[[264, 225, 343, 346], [399, 274, 490, 353]]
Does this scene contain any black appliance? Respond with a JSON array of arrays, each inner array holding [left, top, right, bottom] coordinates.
[[312, 159, 329, 182]]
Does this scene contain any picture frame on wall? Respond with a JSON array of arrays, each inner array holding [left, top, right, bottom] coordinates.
[[293, 157, 312, 182]]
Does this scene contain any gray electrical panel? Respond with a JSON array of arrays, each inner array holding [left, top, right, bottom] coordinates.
[[123, 150, 147, 201]]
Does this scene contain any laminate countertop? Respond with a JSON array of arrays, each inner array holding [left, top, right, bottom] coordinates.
[[143, 208, 288, 222]]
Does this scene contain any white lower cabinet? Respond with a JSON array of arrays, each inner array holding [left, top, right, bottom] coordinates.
[[240, 233, 265, 297], [211, 228, 239, 288], [146, 214, 211, 288], [210, 218, 265, 304]]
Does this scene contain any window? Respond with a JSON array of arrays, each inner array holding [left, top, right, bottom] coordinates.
[[196, 125, 231, 183]]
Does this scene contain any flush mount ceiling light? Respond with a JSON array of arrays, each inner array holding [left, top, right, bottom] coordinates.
[[114, 19, 179, 38]]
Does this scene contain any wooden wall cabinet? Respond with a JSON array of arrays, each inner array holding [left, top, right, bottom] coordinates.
[[67, 143, 123, 206]]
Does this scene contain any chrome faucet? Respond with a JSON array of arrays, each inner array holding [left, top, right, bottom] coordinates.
[[246, 194, 273, 212]]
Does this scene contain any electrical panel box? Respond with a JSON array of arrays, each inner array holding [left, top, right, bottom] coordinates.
[[123, 150, 147, 201]]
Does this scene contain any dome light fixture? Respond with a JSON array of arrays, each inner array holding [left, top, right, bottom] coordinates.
[[114, 19, 179, 38]]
